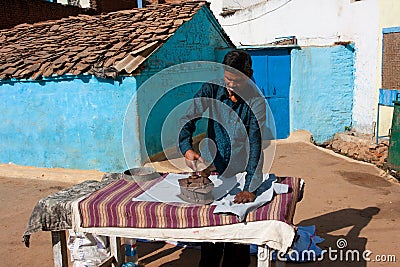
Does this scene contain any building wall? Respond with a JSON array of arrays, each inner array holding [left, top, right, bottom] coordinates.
[[0, 0, 139, 30], [222, 0, 266, 10], [378, 0, 400, 88], [0, 0, 95, 30], [209, 0, 380, 138], [89, 0, 137, 13], [0, 6, 233, 172], [57, 0, 91, 8], [376, 1, 400, 137], [290, 45, 355, 143], [0, 76, 136, 172], [132, 6, 233, 165]]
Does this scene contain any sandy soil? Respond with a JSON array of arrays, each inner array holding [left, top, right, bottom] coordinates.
[[1, 136, 399, 267]]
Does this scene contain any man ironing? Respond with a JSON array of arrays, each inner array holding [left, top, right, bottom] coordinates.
[[178, 50, 266, 267]]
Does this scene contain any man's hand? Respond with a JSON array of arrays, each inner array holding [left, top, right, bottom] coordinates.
[[184, 149, 205, 171], [234, 191, 256, 204]]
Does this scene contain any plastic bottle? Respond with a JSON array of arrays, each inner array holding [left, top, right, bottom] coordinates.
[[123, 238, 138, 267]]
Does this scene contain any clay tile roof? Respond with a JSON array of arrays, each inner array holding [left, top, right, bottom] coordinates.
[[0, 1, 209, 80]]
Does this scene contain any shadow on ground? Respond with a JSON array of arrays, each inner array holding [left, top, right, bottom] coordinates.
[[137, 207, 379, 267], [287, 206, 380, 267]]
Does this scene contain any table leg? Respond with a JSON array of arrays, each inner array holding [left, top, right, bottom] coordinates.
[[257, 245, 271, 267], [275, 259, 287, 267], [51, 230, 68, 267], [110, 236, 124, 267]]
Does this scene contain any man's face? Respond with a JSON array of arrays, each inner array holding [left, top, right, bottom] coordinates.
[[224, 70, 248, 95]]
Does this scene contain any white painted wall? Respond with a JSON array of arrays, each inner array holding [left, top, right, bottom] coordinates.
[[209, 0, 381, 134], [57, 0, 91, 8], [222, 0, 267, 10]]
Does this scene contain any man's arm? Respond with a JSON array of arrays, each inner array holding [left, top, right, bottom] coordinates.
[[178, 83, 213, 168], [245, 98, 266, 191], [234, 98, 266, 203]]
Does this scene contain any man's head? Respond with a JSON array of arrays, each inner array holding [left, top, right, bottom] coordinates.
[[222, 50, 253, 94], [223, 50, 253, 78]]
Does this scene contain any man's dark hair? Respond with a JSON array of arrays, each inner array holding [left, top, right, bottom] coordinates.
[[222, 50, 253, 77]]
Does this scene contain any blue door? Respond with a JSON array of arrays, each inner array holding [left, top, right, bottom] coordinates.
[[246, 49, 291, 139]]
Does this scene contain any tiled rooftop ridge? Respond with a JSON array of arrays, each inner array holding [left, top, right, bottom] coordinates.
[[0, 1, 208, 80]]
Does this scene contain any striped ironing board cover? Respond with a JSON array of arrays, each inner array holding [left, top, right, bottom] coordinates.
[[78, 174, 302, 229]]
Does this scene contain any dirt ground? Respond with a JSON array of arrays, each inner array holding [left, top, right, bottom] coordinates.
[[1, 133, 399, 267]]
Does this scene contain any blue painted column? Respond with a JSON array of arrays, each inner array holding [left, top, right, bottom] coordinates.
[[290, 45, 355, 143]]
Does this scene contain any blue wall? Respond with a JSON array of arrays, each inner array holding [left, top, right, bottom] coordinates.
[[0, 76, 136, 172], [290, 45, 355, 143]]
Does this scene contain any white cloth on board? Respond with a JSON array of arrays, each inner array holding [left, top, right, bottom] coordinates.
[[131, 172, 243, 203], [132, 172, 288, 221], [213, 174, 288, 221]]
